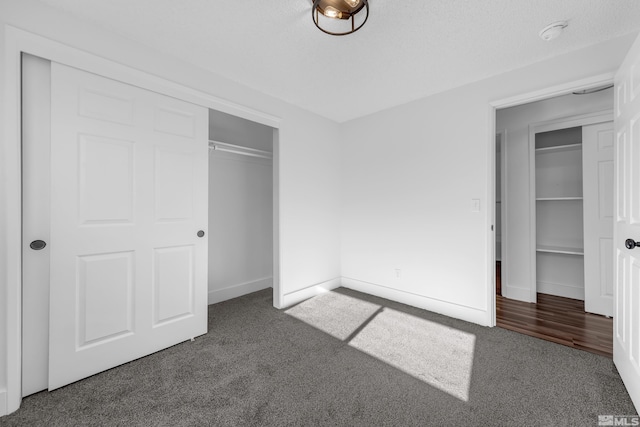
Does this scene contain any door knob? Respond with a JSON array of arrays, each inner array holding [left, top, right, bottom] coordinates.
[[197, 230, 205, 238], [625, 239, 640, 249], [30, 240, 47, 250]]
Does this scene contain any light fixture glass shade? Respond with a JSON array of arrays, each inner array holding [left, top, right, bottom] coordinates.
[[323, 6, 343, 19], [312, 0, 369, 36]]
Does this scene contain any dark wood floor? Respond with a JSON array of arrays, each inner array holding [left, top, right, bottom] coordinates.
[[496, 264, 613, 358]]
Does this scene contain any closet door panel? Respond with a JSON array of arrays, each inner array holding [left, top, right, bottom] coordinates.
[[153, 246, 195, 325], [583, 121, 614, 316], [78, 134, 135, 224], [154, 147, 195, 222], [49, 62, 208, 391], [77, 251, 135, 346], [21, 54, 52, 397]]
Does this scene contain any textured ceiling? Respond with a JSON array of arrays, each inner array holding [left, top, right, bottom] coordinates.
[[35, 0, 640, 122]]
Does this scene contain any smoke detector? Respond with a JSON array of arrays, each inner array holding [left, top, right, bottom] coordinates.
[[539, 21, 568, 41]]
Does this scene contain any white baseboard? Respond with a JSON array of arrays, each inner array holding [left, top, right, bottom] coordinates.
[[208, 277, 272, 305], [341, 277, 489, 326], [0, 389, 7, 417], [503, 285, 533, 302], [281, 277, 342, 308], [537, 281, 584, 301]]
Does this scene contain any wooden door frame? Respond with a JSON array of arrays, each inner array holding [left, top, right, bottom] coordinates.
[[487, 72, 615, 327], [1, 25, 282, 414]]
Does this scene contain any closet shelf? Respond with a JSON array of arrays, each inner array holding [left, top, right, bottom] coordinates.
[[536, 245, 584, 256], [536, 197, 583, 201], [535, 143, 581, 153]]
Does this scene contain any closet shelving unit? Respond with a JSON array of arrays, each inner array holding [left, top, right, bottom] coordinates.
[[534, 128, 585, 300]]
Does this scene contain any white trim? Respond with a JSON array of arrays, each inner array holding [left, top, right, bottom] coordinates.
[[208, 278, 273, 305], [4, 27, 281, 128], [3, 24, 23, 416], [489, 73, 615, 109], [342, 278, 489, 326], [2, 25, 283, 415], [489, 129, 507, 327], [272, 129, 283, 309], [529, 110, 614, 133], [527, 122, 538, 303], [0, 390, 6, 416], [281, 278, 342, 308], [486, 121, 498, 327], [500, 129, 508, 300]]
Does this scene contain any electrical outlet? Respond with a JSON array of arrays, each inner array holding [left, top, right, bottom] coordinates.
[[471, 199, 481, 212]]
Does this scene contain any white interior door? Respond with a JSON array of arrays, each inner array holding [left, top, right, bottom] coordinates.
[[613, 34, 640, 411], [583, 121, 614, 317], [49, 63, 208, 390]]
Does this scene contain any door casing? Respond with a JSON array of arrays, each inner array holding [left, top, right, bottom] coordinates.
[[487, 73, 616, 327]]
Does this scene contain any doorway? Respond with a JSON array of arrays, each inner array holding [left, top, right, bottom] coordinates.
[[207, 109, 275, 305], [494, 88, 615, 357]]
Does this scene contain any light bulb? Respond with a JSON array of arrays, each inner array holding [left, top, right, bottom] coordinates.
[[323, 6, 342, 19]]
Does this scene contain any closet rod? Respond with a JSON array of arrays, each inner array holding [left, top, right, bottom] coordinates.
[[208, 140, 272, 160]]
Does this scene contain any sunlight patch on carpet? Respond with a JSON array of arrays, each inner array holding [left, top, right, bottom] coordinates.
[[349, 307, 476, 402], [285, 291, 476, 401], [285, 291, 381, 340]]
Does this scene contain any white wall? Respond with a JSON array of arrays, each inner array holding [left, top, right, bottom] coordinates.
[[496, 90, 613, 302], [340, 33, 636, 325], [0, 0, 341, 414], [208, 111, 274, 304]]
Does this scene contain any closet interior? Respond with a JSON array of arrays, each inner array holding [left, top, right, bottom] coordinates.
[[534, 126, 585, 300], [207, 109, 275, 304]]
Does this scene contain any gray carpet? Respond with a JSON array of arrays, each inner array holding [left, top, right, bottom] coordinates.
[[1, 287, 637, 426]]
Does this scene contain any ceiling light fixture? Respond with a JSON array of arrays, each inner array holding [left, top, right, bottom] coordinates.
[[312, 0, 369, 36], [539, 21, 568, 42]]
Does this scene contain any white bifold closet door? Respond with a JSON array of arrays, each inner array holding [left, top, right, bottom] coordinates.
[[583, 121, 614, 317], [48, 63, 208, 390]]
